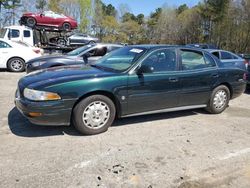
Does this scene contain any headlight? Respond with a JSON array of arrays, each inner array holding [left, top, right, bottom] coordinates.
[[32, 61, 47, 67], [24, 88, 61, 101]]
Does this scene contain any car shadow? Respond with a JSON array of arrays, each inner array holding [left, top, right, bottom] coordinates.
[[245, 87, 250, 94], [0, 68, 8, 72], [8, 107, 205, 137]]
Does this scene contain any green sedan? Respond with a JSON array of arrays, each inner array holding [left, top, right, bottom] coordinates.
[[15, 45, 247, 135]]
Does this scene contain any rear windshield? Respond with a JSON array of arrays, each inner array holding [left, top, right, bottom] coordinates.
[[67, 44, 96, 56]]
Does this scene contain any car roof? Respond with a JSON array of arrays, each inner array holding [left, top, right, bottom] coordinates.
[[91, 43, 124, 47], [128, 44, 179, 49], [4, 25, 31, 30], [127, 44, 212, 53]]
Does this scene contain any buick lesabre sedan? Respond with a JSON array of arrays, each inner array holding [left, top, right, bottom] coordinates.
[[15, 45, 247, 135]]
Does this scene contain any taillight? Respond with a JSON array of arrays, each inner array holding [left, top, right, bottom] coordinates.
[[244, 60, 249, 67], [33, 49, 40, 54]]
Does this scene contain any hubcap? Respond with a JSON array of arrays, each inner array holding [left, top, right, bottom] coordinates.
[[82, 101, 110, 129], [213, 90, 227, 109], [11, 60, 23, 71], [28, 19, 35, 25], [64, 24, 70, 29]]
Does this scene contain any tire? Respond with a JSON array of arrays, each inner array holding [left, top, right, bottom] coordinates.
[[26, 17, 36, 27], [73, 95, 116, 135], [57, 38, 67, 46], [62, 22, 71, 30], [89, 41, 96, 44], [7, 58, 25, 72], [205, 85, 230, 114]]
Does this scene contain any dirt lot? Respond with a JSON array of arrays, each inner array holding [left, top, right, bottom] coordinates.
[[0, 71, 250, 188]]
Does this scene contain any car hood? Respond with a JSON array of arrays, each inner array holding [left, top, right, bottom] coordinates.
[[18, 64, 114, 91], [27, 55, 78, 63]]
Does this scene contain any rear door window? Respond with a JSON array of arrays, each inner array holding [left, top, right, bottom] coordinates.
[[181, 50, 212, 70], [24, 30, 31, 38], [221, 51, 233, 60]]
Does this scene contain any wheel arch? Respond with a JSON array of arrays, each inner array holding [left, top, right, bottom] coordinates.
[[214, 82, 233, 99], [6, 56, 25, 67], [71, 90, 122, 119]]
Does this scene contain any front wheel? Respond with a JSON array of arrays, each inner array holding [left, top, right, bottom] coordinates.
[[62, 22, 71, 30], [73, 95, 116, 135], [205, 85, 230, 114]]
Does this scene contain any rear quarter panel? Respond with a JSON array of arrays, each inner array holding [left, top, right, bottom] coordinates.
[[218, 68, 246, 98]]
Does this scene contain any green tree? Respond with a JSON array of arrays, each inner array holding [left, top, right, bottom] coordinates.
[[78, 0, 92, 32], [48, 0, 62, 13], [176, 4, 188, 15], [36, 0, 47, 11], [104, 4, 116, 16]]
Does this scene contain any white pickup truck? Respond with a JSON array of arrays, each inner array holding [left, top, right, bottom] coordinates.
[[0, 25, 35, 46]]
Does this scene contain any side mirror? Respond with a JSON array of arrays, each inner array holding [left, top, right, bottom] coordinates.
[[40, 14, 44, 17], [82, 54, 88, 64], [137, 65, 154, 75], [8, 29, 11, 40]]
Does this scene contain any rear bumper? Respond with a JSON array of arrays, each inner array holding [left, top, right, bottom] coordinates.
[[15, 96, 76, 126], [231, 81, 247, 99]]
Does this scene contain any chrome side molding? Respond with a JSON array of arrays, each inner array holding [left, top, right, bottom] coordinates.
[[122, 104, 207, 118]]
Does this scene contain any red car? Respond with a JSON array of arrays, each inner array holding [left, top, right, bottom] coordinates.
[[20, 11, 78, 30]]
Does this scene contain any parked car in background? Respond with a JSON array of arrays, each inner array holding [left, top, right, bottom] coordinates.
[[239, 54, 250, 84], [186, 43, 218, 49], [69, 33, 99, 45], [206, 49, 247, 70], [49, 33, 99, 46], [15, 45, 247, 135], [15, 41, 44, 55], [0, 39, 41, 72], [26, 43, 123, 73], [20, 11, 78, 30]]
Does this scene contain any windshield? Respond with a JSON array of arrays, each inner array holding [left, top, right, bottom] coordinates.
[[93, 46, 147, 72], [67, 44, 95, 56], [0, 28, 7, 38]]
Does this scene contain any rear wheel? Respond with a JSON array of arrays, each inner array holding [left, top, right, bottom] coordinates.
[[62, 22, 71, 30], [205, 85, 230, 114], [26, 17, 36, 27], [73, 95, 116, 135], [7, 58, 25, 72]]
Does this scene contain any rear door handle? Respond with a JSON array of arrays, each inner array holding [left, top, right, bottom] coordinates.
[[212, 74, 219, 78], [169, 77, 178, 82]]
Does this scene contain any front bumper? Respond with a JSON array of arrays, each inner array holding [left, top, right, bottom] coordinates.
[[15, 95, 76, 126]]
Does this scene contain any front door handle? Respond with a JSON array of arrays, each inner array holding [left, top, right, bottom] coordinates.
[[169, 77, 178, 82]]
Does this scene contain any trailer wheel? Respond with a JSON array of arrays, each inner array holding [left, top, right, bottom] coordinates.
[[26, 17, 36, 27], [62, 23, 71, 30]]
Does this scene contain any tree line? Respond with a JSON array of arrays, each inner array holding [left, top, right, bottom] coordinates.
[[1, 0, 250, 53]]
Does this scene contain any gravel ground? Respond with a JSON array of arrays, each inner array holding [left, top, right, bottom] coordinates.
[[0, 71, 250, 188]]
